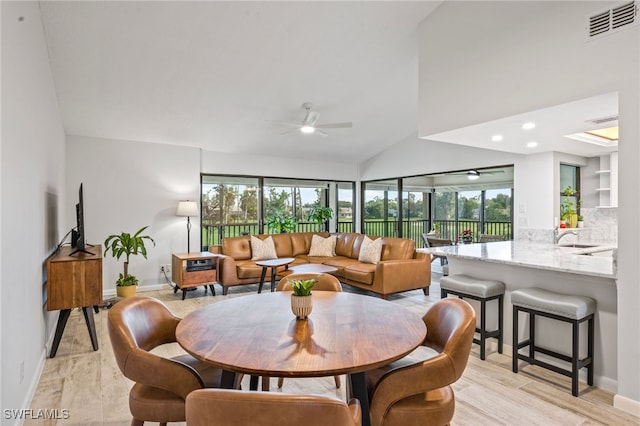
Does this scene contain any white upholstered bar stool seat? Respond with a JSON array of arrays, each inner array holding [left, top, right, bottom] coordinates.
[[511, 288, 596, 397], [440, 274, 505, 360]]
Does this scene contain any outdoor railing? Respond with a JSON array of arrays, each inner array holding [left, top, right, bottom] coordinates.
[[202, 221, 341, 247], [362, 219, 512, 248], [201, 219, 510, 249]]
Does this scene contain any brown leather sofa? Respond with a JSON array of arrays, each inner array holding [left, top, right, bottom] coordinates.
[[209, 232, 431, 298]]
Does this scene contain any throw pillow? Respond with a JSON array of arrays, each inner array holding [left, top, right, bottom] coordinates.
[[308, 235, 336, 257], [358, 236, 383, 264], [250, 236, 277, 261]]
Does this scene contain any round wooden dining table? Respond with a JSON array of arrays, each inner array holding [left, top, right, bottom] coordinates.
[[176, 291, 426, 426]]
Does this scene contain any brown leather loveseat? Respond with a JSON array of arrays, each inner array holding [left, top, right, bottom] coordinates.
[[209, 232, 431, 298]]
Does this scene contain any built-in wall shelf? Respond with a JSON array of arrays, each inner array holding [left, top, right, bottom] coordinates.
[[596, 205, 617, 209], [596, 153, 617, 208]]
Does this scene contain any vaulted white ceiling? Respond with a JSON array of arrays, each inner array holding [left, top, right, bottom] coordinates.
[[39, 1, 442, 163]]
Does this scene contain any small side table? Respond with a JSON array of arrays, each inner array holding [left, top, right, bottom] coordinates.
[[172, 252, 218, 300], [255, 257, 295, 293]]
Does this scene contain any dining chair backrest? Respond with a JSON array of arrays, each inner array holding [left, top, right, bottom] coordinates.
[[369, 298, 476, 426], [186, 389, 362, 426], [424, 236, 454, 248], [478, 234, 507, 243], [277, 272, 343, 292], [107, 296, 205, 399]]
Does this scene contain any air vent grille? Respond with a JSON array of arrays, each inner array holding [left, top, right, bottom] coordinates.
[[612, 1, 637, 28], [586, 115, 619, 125], [587, 1, 637, 39]]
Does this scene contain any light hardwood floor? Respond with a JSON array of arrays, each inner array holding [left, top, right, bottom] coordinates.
[[27, 270, 638, 426]]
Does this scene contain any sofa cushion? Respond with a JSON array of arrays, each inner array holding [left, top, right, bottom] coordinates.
[[380, 237, 415, 261], [290, 232, 329, 256], [222, 236, 252, 261], [308, 235, 336, 257], [358, 236, 383, 264], [295, 255, 334, 264], [335, 233, 360, 258], [250, 236, 277, 260], [236, 260, 264, 279], [270, 233, 294, 258], [344, 263, 376, 285]]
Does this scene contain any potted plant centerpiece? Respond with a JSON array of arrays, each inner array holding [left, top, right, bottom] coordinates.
[[308, 207, 333, 232], [577, 215, 585, 228], [104, 226, 155, 298], [289, 277, 317, 319], [265, 213, 297, 233], [460, 229, 473, 244]]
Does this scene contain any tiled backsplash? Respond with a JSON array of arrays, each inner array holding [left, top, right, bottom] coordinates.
[[516, 207, 617, 245]]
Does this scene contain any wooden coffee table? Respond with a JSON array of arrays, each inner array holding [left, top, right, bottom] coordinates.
[[288, 263, 338, 274], [255, 257, 295, 293], [176, 291, 426, 426]]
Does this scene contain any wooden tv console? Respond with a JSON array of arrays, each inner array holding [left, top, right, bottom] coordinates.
[[46, 244, 102, 357]]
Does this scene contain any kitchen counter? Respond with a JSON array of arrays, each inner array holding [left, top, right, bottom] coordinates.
[[419, 240, 618, 392], [417, 240, 616, 279]]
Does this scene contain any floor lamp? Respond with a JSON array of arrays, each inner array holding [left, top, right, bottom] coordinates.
[[176, 201, 198, 252]]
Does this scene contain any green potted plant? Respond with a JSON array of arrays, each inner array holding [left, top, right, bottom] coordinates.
[[577, 214, 585, 228], [289, 277, 317, 319], [265, 213, 297, 233], [561, 185, 579, 228], [308, 207, 333, 231], [104, 226, 155, 298]]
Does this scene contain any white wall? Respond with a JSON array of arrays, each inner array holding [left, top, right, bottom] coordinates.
[[66, 136, 201, 293], [66, 137, 359, 294], [202, 151, 357, 181], [417, 0, 639, 410], [1, 1, 67, 419]]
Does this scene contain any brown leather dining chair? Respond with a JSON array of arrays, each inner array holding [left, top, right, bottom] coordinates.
[[108, 295, 224, 426], [275, 272, 343, 389], [366, 298, 476, 426], [186, 389, 362, 426]]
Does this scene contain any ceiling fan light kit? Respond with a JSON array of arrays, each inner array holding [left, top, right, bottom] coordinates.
[[269, 102, 353, 136], [467, 170, 480, 180]]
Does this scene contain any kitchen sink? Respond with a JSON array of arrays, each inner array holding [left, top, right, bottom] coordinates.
[[579, 249, 614, 257], [556, 243, 600, 248]]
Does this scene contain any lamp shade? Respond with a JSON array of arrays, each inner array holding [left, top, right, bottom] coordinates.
[[176, 201, 198, 217]]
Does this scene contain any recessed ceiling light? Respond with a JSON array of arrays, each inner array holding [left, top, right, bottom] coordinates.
[[522, 122, 536, 130], [300, 125, 315, 134], [527, 141, 538, 148], [491, 134, 503, 142]]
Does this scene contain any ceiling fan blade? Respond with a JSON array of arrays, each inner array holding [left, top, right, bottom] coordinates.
[[315, 122, 353, 129], [315, 129, 329, 137], [303, 111, 320, 126], [266, 120, 302, 129]]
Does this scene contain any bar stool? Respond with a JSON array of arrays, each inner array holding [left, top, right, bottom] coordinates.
[[511, 288, 595, 397], [440, 274, 504, 360]]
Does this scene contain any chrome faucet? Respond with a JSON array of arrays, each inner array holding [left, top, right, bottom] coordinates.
[[554, 226, 578, 244]]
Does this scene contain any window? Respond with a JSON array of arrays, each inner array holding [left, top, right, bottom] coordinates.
[[201, 175, 353, 246], [363, 179, 398, 237], [337, 183, 355, 233]]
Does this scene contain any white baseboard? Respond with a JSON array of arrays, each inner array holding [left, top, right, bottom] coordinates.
[[499, 343, 617, 393], [614, 394, 640, 417], [102, 283, 170, 298], [17, 348, 48, 426]]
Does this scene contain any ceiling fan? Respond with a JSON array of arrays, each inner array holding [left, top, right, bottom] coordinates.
[[269, 102, 353, 136], [434, 169, 506, 180]]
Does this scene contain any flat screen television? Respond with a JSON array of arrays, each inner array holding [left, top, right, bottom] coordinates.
[[70, 183, 94, 256]]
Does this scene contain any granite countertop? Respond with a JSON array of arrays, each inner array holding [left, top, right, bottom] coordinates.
[[417, 241, 617, 279]]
